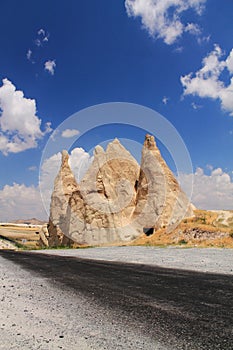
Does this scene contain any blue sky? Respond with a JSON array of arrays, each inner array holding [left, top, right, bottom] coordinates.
[[0, 0, 233, 220]]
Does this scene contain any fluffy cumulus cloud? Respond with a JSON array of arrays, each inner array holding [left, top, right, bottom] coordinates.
[[125, 0, 206, 44], [181, 45, 233, 115], [179, 167, 233, 210], [61, 129, 80, 138], [44, 60, 56, 75], [0, 184, 46, 221], [0, 79, 50, 155]]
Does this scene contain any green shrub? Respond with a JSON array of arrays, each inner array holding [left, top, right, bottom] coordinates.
[[178, 239, 187, 245]]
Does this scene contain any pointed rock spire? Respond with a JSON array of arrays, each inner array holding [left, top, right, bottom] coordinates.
[[134, 134, 193, 230], [48, 150, 79, 246]]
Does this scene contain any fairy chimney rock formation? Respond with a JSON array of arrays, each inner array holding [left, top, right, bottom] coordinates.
[[134, 134, 193, 231], [47, 135, 193, 246], [48, 150, 79, 246]]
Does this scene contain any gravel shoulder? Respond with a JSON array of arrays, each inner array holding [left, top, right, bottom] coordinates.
[[0, 255, 93, 350], [34, 246, 233, 275]]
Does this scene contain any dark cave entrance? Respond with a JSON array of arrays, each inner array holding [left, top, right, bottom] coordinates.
[[143, 227, 154, 236]]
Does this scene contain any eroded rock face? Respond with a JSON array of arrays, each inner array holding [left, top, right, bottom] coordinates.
[[48, 150, 78, 247], [134, 134, 193, 231], [38, 224, 49, 247], [66, 139, 140, 245], [47, 135, 193, 246]]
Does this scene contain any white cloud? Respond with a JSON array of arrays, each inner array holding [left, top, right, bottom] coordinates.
[[179, 167, 233, 210], [226, 49, 233, 73], [39, 152, 62, 213], [61, 129, 80, 138], [38, 29, 45, 36], [44, 121, 53, 134], [191, 102, 202, 110], [28, 166, 37, 171], [125, 0, 206, 44], [162, 96, 169, 105], [197, 34, 210, 45], [44, 60, 56, 75], [174, 46, 184, 53], [28, 29, 50, 63], [181, 45, 233, 115], [0, 184, 46, 221], [0, 79, 50, 155], [43, 35, 49, 43], [35, 39, 42, 47], [69, 148, 93, 182], [37, 28, 49, 45], [211, 167, 223, 176], [26, 49, 32, 61], [206, 164, 213, 171], [185, 23, 201, 36], [50, 129, 59, 142]]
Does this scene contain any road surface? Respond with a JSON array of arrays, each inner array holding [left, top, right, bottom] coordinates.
[[0, 250, 232, 349]]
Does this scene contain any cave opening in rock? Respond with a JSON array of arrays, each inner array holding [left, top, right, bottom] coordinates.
[[143, 227, 154, 236]]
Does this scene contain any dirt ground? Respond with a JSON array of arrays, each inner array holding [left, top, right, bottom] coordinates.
[[0, 225, 40, 249]]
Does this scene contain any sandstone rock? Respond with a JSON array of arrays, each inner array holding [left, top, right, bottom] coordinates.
[[48, 150, 78, 247], [133, 135, 193, 232], [66, 139, 140, 245], [38, 224, 49, 247], [48, 135, 193, 246]]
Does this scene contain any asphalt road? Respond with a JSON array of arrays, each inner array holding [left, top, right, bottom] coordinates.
[[0, 250, 233, 350]]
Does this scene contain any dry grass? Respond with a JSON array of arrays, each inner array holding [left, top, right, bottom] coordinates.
[[0, 226, 40, 249], [131, 210, 233, 248]]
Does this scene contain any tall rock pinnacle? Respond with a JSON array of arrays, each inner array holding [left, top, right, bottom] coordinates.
[[48, 150, 79, 246], [134, 134, 193, 230]]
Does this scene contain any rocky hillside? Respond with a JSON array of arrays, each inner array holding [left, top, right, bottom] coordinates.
[[133, 209, 233, 248]]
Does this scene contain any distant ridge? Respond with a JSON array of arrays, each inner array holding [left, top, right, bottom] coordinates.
[[12, 218, 47, 226]]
